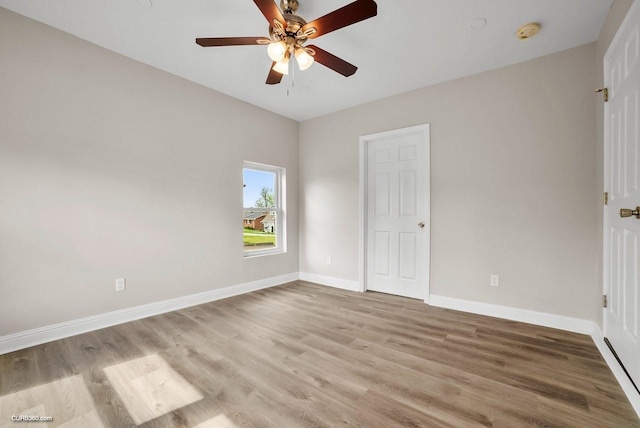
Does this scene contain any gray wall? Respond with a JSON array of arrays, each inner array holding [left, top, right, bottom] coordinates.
[[299, 43, 599, 321], [594, 0, 634, 328], [0, 8, 299, 336]]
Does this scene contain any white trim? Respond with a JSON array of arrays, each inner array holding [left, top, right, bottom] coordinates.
[[429, 295, 595, 335], [299, 272, 361, 292], [359, 124, 431, 299], [358, 138, 367, 293], [0, 272, 298, 355], [592, 326, 640, 417]]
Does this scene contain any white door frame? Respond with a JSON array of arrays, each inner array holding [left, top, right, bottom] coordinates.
[[358, 124, 431, 303]]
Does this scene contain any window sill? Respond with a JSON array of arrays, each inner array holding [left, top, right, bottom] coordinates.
[[243, 249, 286, 258]]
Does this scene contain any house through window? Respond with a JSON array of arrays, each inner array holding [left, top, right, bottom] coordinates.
[[243, 161, 285, 256]]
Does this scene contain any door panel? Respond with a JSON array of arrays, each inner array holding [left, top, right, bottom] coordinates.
[[604, 0, 640, 387], [374, 231, 390, 276], [364, 125, 430, 300], [375, 172, 390, 216], [623, 230, 638, 337], [400, 170, 417, 216], [399, 232, 417, 280]]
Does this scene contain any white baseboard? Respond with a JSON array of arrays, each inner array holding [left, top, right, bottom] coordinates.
[[0, 272, 299, 355], [591, 327, 640, 417], [299, 272, 361, 292], [429, 294, 595, 335]]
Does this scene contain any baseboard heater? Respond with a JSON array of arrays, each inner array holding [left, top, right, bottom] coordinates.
[[604, 338, 640, 396]]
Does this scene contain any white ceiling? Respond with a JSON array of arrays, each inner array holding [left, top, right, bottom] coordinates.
[[0, 0, 613, 121]]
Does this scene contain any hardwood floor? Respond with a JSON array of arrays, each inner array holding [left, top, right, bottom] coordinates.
[[0, 281, 638, 427]]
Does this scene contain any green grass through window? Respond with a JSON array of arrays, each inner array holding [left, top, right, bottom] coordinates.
[[243, 231, 275, 247]]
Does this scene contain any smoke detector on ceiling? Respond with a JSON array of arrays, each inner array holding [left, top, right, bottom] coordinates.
[[135, 0, 153, 8], [517, 23, 541, 40], [471, 18, 487, 30]]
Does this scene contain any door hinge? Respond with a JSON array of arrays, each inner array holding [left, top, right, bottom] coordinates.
[[604, 192, 609, 205], [603, 294, 608, 308], [595, 88, 609, 102]]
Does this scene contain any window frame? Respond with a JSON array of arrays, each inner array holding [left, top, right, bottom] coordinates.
[[243, 161, 286, 258]]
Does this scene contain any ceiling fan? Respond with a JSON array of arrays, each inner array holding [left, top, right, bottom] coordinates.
[[196, 0, 378, 85]]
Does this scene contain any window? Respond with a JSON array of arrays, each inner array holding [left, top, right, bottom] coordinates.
[[243, 161, 285, 257]]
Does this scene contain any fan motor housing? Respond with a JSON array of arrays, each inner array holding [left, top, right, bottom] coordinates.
[[270, 11, 308, 43], [280, 0, 299, 13], [284, 13, 306, 34]]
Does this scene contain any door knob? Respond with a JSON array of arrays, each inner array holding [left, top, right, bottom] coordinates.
[[418, 222, 425, 229], [619, 207, 640, 219]]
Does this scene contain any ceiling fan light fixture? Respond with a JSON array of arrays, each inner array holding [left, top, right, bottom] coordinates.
[[295, 47, 314, 71], [273, 56, 290, 75], [267, 41, 287, 62], [195, 0, 378, 84]]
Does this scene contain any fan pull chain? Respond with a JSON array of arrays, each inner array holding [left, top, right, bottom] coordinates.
[[289, 60, 296, 96]]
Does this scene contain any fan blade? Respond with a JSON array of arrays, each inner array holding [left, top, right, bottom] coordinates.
[[307, 45, 357, 77], [254, 0, 286, 26], [196, 37, 268, 47], [266, 62, 284, 85], [301, 0, 377, 39]]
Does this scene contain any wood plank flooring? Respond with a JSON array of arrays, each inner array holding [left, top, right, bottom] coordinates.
[[0, 281, 638, 427]]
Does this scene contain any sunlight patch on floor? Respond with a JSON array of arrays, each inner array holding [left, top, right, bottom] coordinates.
[[103, 354, 203, 425], [193, 413, 238, 428], [0, 375, 102, 428]]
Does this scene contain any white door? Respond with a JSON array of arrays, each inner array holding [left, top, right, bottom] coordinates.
[[604, 0, 640, 387], [361, 125, 430, 300]]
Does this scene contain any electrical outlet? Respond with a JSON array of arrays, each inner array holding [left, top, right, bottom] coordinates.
[[490, 275, 499, 287], [326, 256, 332, 265], [115, 278, 126, 292]]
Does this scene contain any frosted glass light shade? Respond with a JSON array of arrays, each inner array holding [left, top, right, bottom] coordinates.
[[267, 41, 287, 62], [272, 56, 289, 75], [295, 48, 314, 71]]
